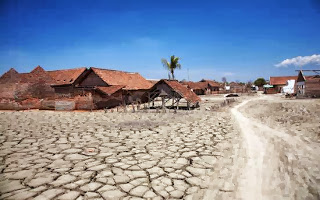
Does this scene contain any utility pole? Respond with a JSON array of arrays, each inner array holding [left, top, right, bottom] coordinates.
[[187, 68, 190, 81]]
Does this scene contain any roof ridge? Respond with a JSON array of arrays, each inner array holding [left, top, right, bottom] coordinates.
[[46, 67, 87, 72], [91, 67, 139, 74]]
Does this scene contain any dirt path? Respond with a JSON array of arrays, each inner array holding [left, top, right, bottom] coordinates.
[[232, 96, 319, 200]]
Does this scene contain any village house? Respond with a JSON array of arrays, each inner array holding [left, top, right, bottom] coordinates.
[[227, 82, 246, 93], [269, 76, 297, 93], [296, 70, 320, 98], [181, 80, 221, 95], [0, 66, 153, 110]]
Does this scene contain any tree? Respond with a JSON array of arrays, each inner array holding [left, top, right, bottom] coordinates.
[[254, 78, 266, 87], [222, 77, 227, 83], [161, 55, 181, 80]]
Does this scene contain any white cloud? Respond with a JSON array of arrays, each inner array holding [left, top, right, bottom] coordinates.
[[275, 54, 320, 67]]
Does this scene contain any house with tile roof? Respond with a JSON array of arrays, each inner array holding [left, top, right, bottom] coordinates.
[[296, 71, 320, 98], [269, 76, 297, 93], [0, 66, 153, 110], [181, 80, 222, 95]]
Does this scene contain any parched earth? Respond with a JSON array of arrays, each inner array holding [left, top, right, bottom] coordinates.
[[0, 103, 243, 200], [1, 95, 319, 200]]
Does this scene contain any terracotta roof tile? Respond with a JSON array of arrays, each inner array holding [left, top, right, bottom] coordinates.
[[48, 67, 87, 85], [182, 81, 208, 90], [200, 80, 221, 87], [91, 67, 152, 90], [163, 80, 201, 104], [0, 68, 20, 83], [270, 76, 297, 85], [96, 85, 125, 95]]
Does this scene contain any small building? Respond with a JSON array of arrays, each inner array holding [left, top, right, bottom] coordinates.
[[142, 79, 201, 109], [199, 80, 221, 94], [182, 80, 221, 95], [228, 82, 246, 93], [296, 71, 320, 98], [181, 81, 207, 95], [269, 76, 297, 93]]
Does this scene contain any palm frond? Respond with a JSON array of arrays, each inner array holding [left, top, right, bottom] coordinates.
[[161, 58, 170, 69]]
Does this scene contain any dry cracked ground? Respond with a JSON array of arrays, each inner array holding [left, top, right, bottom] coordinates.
[[0, 95, 319, 200], [0, 97, 242, 200]]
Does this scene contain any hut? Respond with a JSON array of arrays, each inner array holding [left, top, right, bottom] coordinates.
[[142, 79, 201, 109], [296, 70, 320, 98]]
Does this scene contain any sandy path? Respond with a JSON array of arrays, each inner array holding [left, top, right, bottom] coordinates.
[[232, 96, 319, 200]]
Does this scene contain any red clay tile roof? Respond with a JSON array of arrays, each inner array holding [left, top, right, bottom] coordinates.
[[91, 67, 153, 90], [163, 80, 201, 104], [182, 81, 208, 90], [48, 67, 87, 86], [270, 76, 297, 85], [0, 68, 20, 83], [200, 80, 221, 87], [96, 85, 125, 95]]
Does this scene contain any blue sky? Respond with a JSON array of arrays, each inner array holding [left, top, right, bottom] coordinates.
[[1, 0, 320, 82]]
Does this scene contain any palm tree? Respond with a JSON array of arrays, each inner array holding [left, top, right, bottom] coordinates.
[[161, 55, 181, 80]]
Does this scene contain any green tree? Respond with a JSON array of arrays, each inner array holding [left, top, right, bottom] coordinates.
[[161, 55, 181, 80], [254, 78, 266, 87]]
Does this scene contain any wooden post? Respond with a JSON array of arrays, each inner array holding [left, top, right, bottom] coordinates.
[[172, 94, 175, 108], [177, 98, 180, 110], [187, 101, 190, 110], [148, 93, 150, 108], [132, 103, 135, 113], [161, 97, 165, 110]]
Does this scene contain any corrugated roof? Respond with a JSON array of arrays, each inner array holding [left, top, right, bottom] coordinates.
[[163, 80, 201, 104], [270, 76, 297, 85], [48, 67, 87, 86], [91, 67, 153, 90], [96, 85, 125, 95]]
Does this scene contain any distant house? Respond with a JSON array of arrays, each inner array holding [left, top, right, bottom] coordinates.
[[269, 76, 297, 93], [199, 80, 221, 94], [181, 80, 221, 95], [296, 71, 320, 98], [181, 81, 207, 95], [228, 82, 246, 93]]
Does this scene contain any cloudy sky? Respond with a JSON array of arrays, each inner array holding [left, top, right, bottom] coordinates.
[[1, 0, 320, 81]]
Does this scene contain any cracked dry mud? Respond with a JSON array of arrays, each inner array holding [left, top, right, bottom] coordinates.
[[0, 104, 241, 200]]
